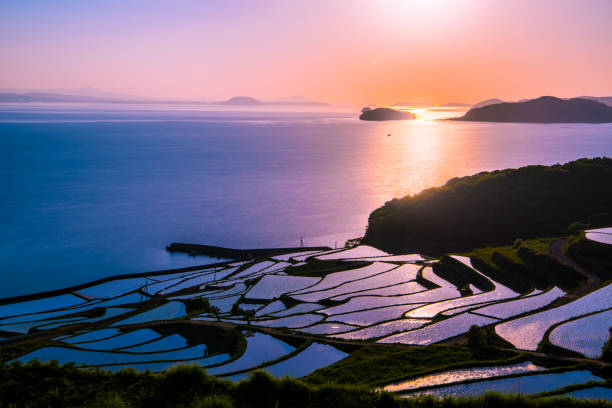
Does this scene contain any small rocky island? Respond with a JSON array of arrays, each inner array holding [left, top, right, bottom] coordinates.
[[457, 96, 612, 123], [359, 107, 416, 121]]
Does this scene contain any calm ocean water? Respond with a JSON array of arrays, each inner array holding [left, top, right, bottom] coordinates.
[[1, 104, 611, 298]]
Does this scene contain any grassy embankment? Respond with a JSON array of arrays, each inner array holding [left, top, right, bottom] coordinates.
[[2, 361, 611, 408]]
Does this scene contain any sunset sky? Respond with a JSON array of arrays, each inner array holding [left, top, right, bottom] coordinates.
[[1, 0, 611, 105]]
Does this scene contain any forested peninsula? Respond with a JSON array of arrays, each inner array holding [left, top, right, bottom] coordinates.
[[363, 158, 612, 255]]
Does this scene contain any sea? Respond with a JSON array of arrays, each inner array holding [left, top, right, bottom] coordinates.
[[1, 103, 611, 298]]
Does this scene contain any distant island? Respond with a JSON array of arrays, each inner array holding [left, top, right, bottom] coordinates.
[[457, 96, 612, 123], [363, 157, 612, 255], [213, 96, 263, 105], [359, 107, 416, 121]]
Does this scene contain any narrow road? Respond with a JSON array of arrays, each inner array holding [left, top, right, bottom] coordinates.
[[549, 238, 602, 300]]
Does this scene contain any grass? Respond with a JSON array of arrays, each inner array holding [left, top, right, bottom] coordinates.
[[467, 237, 581, 293], [566, 234, 612, 282], [2, 361, 610, 408]]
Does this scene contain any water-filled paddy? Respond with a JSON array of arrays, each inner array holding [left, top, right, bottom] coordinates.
[[549, 309, 612, 358], [64, 328, 120, 343], [291, 262, 395, 296], [257, 343, 347, 379], [379, 313, 497, 345], [97, 353, 231, 373], [74, 329, 159, 350], [0, 294, 86, 319], [271, 303, 322, 317], [405, 370, 603, 397], [295, 322, 358, 335], [333, 318, 427, 340], [385, 361, 543, 392], [293, 265, 420, 303], [495, 283, 612, 350], [254, 313, 324, 328], [565, 387, 612, 400], [245, 275, 320, 300], [81, 279, 148, 299], [112, 302, 186, 326], [472, 287, 565, 319], [585, 232, 612, 245], [405, 282, 518, 319], [206, 332, 295, 375], [255, 300, 285, 316], [121, 334, 188, 352], [330, 281, 425, 301], [329, 304, 426, 326], [17, 344, 208, 366]]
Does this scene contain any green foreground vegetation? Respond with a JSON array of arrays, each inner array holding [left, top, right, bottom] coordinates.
[[363, 157, 612, 255], [1, 361, 610, 408]]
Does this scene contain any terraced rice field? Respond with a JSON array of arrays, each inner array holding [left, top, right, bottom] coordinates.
[[245, 275, 319, 300], [17, 343, 209, 366], [290, 268, 422, 303], [471, 287, 565, 319], [378, 312, 498, 345], [1, 243, 610, 397], [549, 309, 612, 358], [332, 318, 426, 340], [495, 283, 612, 350], [253, 343, 347, 380]]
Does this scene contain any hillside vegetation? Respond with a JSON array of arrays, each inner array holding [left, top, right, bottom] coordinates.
[[2, 361, 609, 408], [363, 158, 612, 255]]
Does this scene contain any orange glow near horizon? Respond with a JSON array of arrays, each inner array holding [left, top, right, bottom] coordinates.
[[1, 0, 611, 105]]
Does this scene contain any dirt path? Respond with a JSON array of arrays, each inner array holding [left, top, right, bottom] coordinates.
[[549, 238, 602, 299]]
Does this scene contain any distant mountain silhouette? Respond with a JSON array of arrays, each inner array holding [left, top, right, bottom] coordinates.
[[0, 91, 327, 107], [458, 96, 612, 123], [0, 87, 148, 101], [214, 96, 263, 105], [471, 98, 505, 109], [0, 92, 192, 104], [359, 107, 416, 121]]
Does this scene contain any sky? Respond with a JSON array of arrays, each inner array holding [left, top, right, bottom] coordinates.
[[1, 0, 611, 105]]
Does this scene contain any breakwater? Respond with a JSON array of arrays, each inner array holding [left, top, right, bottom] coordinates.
[[165, 243, 331, 260]]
